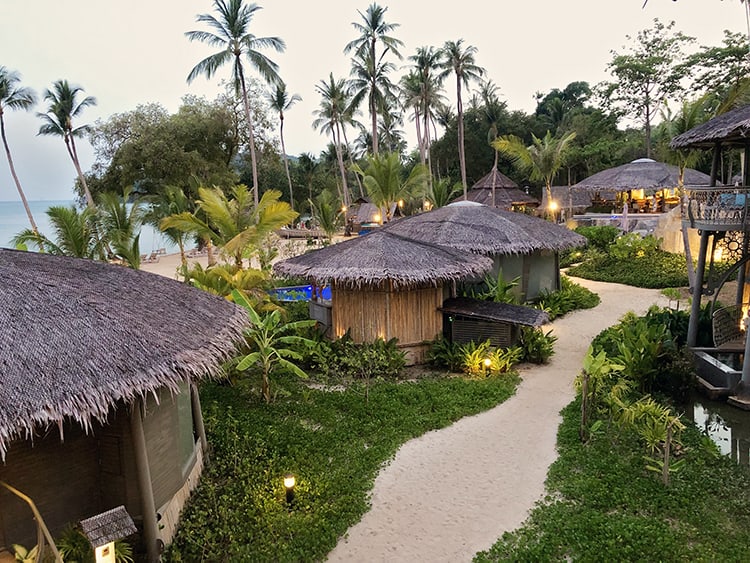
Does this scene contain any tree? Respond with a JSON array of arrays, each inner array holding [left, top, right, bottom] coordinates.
[[424, 177, 462, 209], [493, 131, 577, 217], [144, 185, 194, 268], [344, 3, 403, 155], [309, 189, 343, 243], [439, 40, 484, 198], [266, 82, 301, 211], [37, 79, 97, 208], [0, 67, 38, 234], [653, 97, 710, 185], [313, 74, 354, 208], [13, 205, 104, 259], [233, 289, 315, 403], [186, 0, 285, 206], [161, 185, 296, 268], [599, 19, 694, 158], [98, 187, 145, 269], [351, 152, 427, 222]]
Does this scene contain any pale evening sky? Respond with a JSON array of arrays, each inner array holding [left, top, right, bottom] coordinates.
[[0, 0, 746, 202]]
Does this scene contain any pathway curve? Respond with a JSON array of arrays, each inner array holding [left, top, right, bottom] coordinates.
[[327, 278, 670, 562]]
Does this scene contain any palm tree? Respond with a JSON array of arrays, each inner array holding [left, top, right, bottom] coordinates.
[[309, 189, 343, 244], [493, 131, 577, 218], [13, 205, 104, 259], [313, 74, 353, 208], [344, 3, 403, 155], [98, 187, 145, 269], [266, 82, 301, 211], [351, 152, 427, 222], [37, 80, 97, 208], [0, 67, 38, 234], [161, 185, 297, 268], [144, 185, 193, 268], [439, 40, 484, 198], [424, 178, 462, 210], [407, 46, 445, 176], [186, 0, 285, 206]]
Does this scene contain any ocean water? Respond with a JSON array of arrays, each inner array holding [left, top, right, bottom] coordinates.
[[0, 199, 177, 253]]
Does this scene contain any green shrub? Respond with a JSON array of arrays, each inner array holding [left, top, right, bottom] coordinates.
[[574, 225, 621, 250], [567, 249, 689, 288], [520, 327, 557, 364], [536, 275, 600, 320], [311, 332, 405, 380], [610, 233, 661, 260], [459, 340, 522, 377], [426, 335, 463, 372]]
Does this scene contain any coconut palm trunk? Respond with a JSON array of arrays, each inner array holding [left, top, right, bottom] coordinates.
[[238, 66, 261, 207], [0, 117, 37, 234]]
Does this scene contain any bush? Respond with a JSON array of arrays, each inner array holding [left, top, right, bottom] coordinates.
[[426, 335, 463, 372], [520, 327, 557, 364], [536, 275, 600, 320], [610, 233, 661, 260], [459, 340, 523, 377], [574, 225, 621, 250], [311, 332, 406, 380], [567, 249, 689, 288]]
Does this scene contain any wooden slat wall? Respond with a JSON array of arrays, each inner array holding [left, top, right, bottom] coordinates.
[[332, 284, 443, 345]]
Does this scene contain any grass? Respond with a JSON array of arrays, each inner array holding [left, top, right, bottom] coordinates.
[[167, 372, 519, 561], [474, 398, 750, 562], [567, 250, 689, 288]]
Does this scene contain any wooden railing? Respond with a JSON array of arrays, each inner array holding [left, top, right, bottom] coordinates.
[[683, 186, 750, 231]]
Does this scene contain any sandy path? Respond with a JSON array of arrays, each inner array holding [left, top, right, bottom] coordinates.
[[327, 278, 670, 563]]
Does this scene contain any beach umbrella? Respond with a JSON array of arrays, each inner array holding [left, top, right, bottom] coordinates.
[[571, 158, 712, 191], [383, 201, 585, 255]]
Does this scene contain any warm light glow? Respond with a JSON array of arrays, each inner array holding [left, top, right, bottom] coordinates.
[[483, 358, 492, 368], [283, 474, 296, 489], [742, 305, 750, 332], [398, 199, 404, 208], [424, 200, 433, 211], [374, 213, 382, 224], [713, 247, 724, 263], [341, 205, 347, 213], [548, 200, 559, 212]]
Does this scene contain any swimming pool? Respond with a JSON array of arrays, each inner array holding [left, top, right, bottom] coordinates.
[[268, 284, 331, 302]]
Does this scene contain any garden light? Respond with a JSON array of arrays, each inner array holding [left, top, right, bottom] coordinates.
[[483, 357, 492, 376], [283, 474, 296, 506]]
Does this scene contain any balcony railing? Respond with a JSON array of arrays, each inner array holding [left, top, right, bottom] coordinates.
[[683, 186, 750, 231]]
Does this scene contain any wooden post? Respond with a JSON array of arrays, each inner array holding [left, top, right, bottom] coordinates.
[[190, 383, 209, 462], [130, 397, 160, 563], [687, 231, 710, 347]]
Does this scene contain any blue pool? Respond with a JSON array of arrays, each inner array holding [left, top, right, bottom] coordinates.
[[268, 284, 331, 302]]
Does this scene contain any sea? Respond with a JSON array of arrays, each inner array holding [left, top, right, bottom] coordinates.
[[0, 199, 178, 253]]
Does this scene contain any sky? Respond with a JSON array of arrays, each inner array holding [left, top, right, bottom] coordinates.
[[0, 0, 747, 202]]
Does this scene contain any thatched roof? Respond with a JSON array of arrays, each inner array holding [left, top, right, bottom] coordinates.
[[571, 158, 712, 190], [80, 506, 136, 547], [441, 297, 549, 327], [383, 201, 585, 255], [273, 230, 493, 289], [0, 249, 248, 459], [452, 167, 539, 209], [671, 105, 750, 149]]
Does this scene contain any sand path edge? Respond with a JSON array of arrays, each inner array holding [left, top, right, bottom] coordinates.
[[326, 278, 671, 563]]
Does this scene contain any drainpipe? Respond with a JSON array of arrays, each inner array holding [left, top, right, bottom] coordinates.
[[130, 397, 160, 563], [687, 231, 710, 347]]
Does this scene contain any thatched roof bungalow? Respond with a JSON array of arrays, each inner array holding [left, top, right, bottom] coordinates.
[[455, 166, 539, 210], [274, 230, 493, 363], [383, 202, 585, 301], [671, 104, 750, 150], [0, 249, 247, 561]]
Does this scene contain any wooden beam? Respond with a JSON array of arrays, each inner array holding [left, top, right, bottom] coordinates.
[[130, 397, 160, 563]]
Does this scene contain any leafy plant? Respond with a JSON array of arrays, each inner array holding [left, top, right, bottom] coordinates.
[[520, 327, 557, 364], [311, 331, 406, 381], [12, 544, 37, 563], [233, 290, 316, 403], [474, 272, 520, 304], [458, 340, 522, 377], [426, 335, 463, 372], [610, 233, 662, 260], [574, 225, 621, 250], [536, 275, 600, 320]]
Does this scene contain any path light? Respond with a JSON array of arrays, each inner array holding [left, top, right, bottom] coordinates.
[[483, 357, 492, 376], [80, 506, 136, 563], [283, 474, 296, 507]]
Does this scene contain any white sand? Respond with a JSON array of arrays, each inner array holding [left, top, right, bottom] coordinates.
[[326, 278, 670, 563]]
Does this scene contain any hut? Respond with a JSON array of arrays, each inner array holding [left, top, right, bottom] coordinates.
[[383, 202, 586, 302], [454, 166, 539, 210], [0, 249, 247, 562], [274, 230, 493, 364]]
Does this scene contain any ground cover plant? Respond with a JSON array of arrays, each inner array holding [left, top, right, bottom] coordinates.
[[567, 231, 689, 288], [475, 307, 750, 562], [167, 373, 519, 561]]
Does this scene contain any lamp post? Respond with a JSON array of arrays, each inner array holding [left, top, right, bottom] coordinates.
[[283, 474, 296, 508]]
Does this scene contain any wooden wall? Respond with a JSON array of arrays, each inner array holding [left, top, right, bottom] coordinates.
[[331, 284, 443, 348]]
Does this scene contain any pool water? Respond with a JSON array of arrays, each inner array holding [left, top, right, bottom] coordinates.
[[268, 284, 331, 302]]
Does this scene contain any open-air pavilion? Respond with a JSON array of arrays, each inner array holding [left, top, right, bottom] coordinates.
[[0, 249, 247, 562], [670, 104, 750, 408], [454, 166, 539, 211]]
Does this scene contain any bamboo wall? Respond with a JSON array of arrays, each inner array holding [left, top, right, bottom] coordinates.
[[331, 283, 443, 359]]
